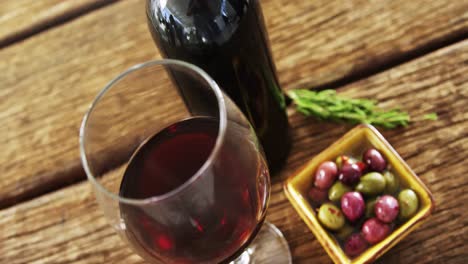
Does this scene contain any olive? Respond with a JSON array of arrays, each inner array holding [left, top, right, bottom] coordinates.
[[363, 148, 387, 172], [398, 189, 419, 219], [365, 197, 378, 218], [339, 163, 362, 186], [308, 187, 328, 205], [314, 161, 338, 190], [341, 192, 365, 222], [362, 218, 391, 244], [355, 161, 367, 174], [335, 224, 354, 240], [344, 233, 368, 257], [328, 182, 352, 202], [336, 155, 357, 169], [318, 203, 345, 231], [383, 171, 400, 194], [356, 172, 386, 196], [375, 195, 399, 223]]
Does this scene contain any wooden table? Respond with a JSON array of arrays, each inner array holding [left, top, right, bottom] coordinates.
[[1, 0, 467, 263]]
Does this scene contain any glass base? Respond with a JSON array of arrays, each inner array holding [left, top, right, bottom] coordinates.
[[230, 222, 292, 264]]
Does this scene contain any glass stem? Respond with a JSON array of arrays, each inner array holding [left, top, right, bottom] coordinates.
[[229, 246, 256, 264]]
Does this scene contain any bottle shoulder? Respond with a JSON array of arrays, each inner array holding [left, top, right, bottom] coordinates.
[[147, 0, 251, 47]]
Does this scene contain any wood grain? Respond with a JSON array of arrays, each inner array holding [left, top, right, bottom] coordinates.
[[0, 0, 117, 47], [263, 0, 468, 89], [0, 0, 156, 208], [1, 37, 467, 264], [0, 0, 467, 207]]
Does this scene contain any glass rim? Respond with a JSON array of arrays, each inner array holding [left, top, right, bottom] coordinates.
[[79, 59, 228, 206]]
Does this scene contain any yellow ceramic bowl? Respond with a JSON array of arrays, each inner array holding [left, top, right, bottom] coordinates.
[[284, 124, 434, 264]]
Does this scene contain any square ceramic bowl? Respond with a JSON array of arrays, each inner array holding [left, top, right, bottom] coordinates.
[[284, 124, 434, 264]]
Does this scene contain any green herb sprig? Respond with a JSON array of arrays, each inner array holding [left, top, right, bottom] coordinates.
[[287, 89, 436, 129]]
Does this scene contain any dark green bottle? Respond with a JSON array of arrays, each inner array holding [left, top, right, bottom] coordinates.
[[146, 0, 290, 171]]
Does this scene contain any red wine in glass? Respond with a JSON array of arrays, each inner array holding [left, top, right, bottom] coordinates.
[[119, 117, 268, 263]]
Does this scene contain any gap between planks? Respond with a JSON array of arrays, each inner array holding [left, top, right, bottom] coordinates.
[[311, 29, 468, 91], [0, 0, 121, 49]]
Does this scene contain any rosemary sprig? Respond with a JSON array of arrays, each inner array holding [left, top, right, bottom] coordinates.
[[287, 89, 416, 128], [423, 113, 438, 121]]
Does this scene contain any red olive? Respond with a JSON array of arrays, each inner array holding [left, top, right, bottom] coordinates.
[[344, 233, 368, 257], [341, 192, 365, 222], [355, 161, 367, 173], [308, 187, 328, 205], [362, 218, 391, 244], [338, 163, 362, 186], [314, 161, 338, 190], [363, 148, 387, 172], [375, 195, 399, 223]]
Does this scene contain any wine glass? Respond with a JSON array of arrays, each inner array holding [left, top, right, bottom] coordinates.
[[79, 59, 292, 263]]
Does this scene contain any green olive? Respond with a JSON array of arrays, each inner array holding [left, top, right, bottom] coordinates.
[[383, 171, 399, 194], [318, 203, 345, 231], [335, 223, 354, 240], [328, 181, 352, 202], [336, 156, 344, 169], [356, 172, 386, 196], [335, 155, 357, 169], [365, 197, 378, 218], [398, 189, 419, 219]]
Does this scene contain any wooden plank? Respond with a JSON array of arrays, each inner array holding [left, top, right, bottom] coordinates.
[[1, 0, 467, 207], [1, 38, 467, 264], [0, 0, 117, 47], [0, 0, 156, 208], [264, 0, 468, 89]]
